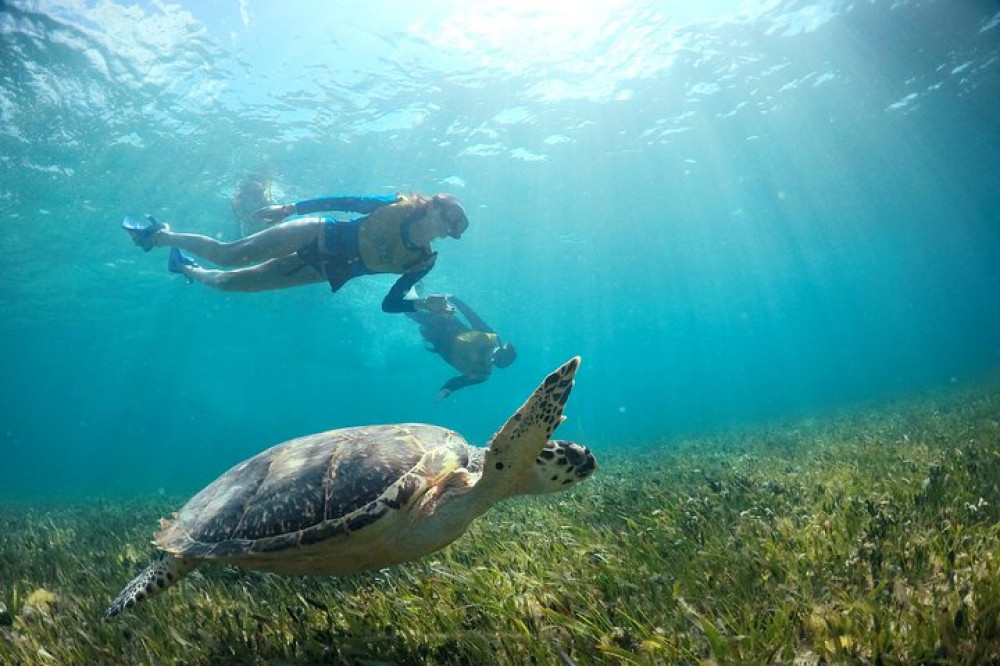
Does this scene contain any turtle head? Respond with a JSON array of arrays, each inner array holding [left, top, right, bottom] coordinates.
[[511, 439, 598, 496]]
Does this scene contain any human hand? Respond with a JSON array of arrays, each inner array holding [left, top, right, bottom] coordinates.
[[420, 294, 454, 315], [252, 203, 295, 224]]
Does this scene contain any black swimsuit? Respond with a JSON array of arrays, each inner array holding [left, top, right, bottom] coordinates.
[[295, 220, 368, 292], [283, 196, 434, 312]]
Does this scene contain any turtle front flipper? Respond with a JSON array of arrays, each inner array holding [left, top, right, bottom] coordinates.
[[105, 553, 198, 619], [477, 357, 579, 502]]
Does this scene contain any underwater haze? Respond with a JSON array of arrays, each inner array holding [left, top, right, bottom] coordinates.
[[1, 0, 999, 500]]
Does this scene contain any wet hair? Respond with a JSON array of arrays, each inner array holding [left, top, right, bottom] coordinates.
[[232, 175, 272, 221], [493, 343, 517, 368]]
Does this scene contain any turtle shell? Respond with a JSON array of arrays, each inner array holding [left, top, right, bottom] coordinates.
[[155, 424, 470, 561]]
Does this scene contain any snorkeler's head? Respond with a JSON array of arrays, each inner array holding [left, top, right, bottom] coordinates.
[[232, 175, 273, 219], [433, 195, 469, 239], [493, 342, 518, 368]]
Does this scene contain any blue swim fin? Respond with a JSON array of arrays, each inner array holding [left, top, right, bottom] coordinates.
[[168, 247, 198, 280], [122, 214, 162, 252]]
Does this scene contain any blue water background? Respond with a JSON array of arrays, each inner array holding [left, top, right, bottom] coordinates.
[[1, 1, 998, 499]]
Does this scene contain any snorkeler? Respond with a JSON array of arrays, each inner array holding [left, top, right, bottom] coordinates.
[[407, 288, 517, 400], [122, 192, 468, 314], [230, 174, 274, 238]]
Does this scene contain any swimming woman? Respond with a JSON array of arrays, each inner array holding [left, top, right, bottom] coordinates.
[[123, 192, 468, 314]]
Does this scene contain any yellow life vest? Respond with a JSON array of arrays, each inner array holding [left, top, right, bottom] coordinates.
[[447, 331, 499, 377], [357, 197, 435, 274]]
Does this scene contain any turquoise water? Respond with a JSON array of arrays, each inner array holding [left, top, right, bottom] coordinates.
[[1, 0, 998, 500]]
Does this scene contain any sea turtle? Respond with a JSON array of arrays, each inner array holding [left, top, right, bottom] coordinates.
[[106, 357, 595, 618]]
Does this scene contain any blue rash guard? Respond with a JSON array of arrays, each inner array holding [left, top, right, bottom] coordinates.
[[293, 195, 397, 217], [290, 195, 432, 313]]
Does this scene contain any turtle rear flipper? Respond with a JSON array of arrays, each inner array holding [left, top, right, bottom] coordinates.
[[476, 357, 578, 502], [105, 553, 198, 619]]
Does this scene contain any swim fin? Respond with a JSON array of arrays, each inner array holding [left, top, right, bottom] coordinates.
[[168, 247, 198, 280], [122, 214, 162, 252]]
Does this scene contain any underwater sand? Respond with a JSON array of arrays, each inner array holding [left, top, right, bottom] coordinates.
[[2, 384, 1000, 665]]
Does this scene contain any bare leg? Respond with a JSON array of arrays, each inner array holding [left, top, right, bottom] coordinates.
[[154, 218, 324, 268], [180, 253, 327, 292]]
